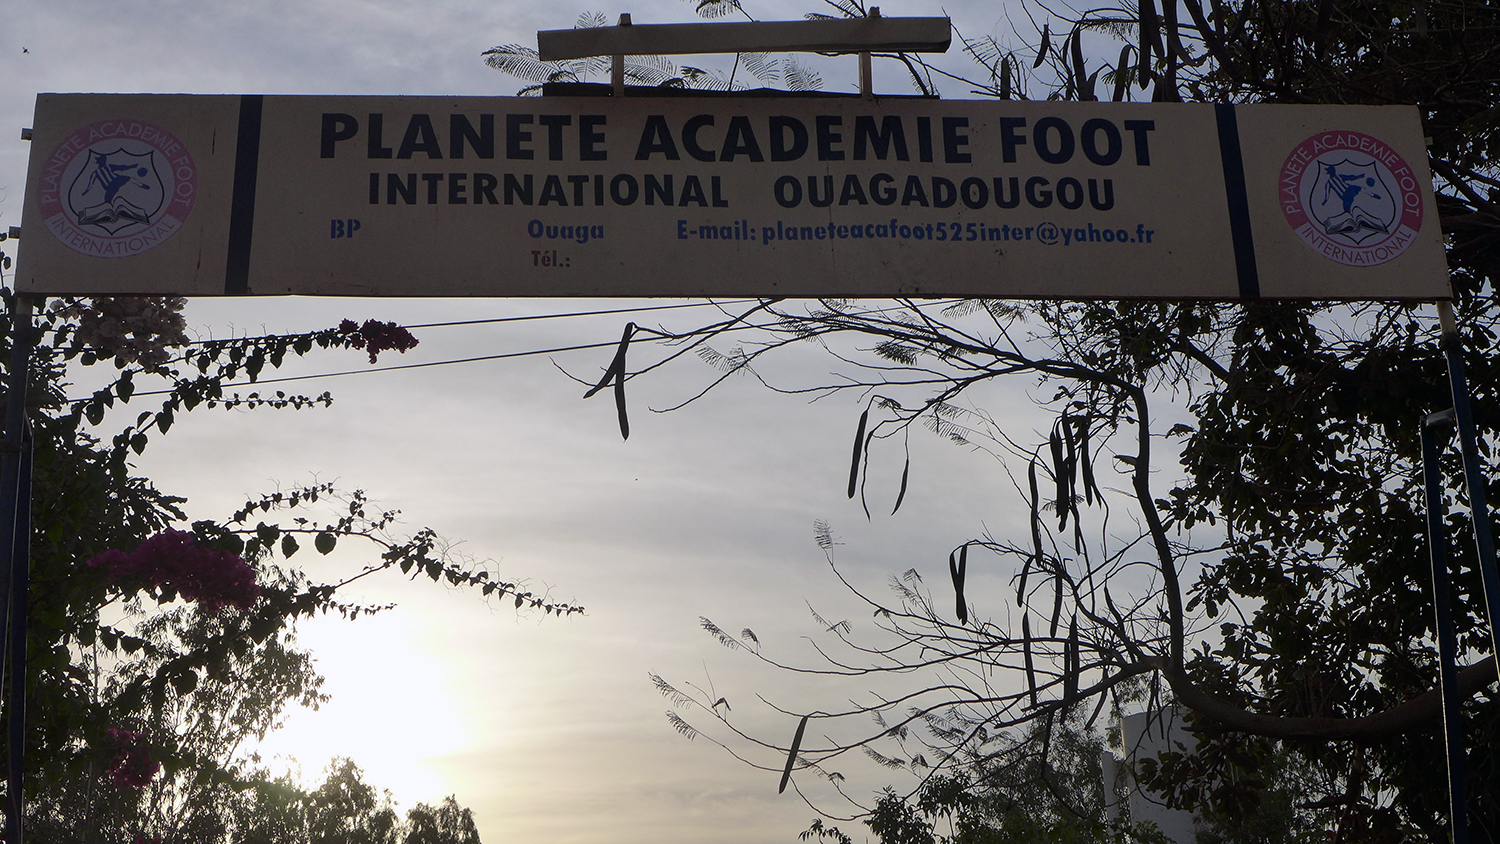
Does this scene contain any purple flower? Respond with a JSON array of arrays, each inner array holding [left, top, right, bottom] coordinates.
[[87, 530, 260, 611], [105, 728, 160, 789]]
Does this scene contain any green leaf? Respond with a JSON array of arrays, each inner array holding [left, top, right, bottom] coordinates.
[[256, 523, 280, 545], [280, 534, 299, 558], [130, 433, 148, 455], [117, 371, 135, 402], [85, 400, 104, 426], [247, 347, 266, 381], [315, 532, 336, 555], [172, 669, 199, 695]]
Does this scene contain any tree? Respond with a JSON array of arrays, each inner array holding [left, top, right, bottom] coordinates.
[[538, 0, 1500, 839], [402, 796, 482, 844], [0, 292, 577, 842]]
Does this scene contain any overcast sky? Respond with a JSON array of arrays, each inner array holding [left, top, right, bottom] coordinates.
[[0, 2, 1066, 842]]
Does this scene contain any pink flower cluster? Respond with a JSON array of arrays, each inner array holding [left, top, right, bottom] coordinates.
[[58, 296, 189, 370], [87, 530, 261, 611], [337, 319, 420, 363], [105, 728, 160, 789]]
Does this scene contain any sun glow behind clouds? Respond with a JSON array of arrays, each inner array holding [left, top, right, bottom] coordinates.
[[253, 608, 467, 806]]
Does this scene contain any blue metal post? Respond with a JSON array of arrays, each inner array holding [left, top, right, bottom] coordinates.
[[1422, 410, 1470, 844], [1438, 303, 1500, 663], [0, 294, 34, 843]]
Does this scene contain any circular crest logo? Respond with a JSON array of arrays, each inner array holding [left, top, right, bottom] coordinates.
[[1279, 130, 1423, 267], [38, 119, 197, 258]]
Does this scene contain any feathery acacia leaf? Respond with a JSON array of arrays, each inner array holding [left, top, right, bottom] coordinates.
[[650, 673, 694, 708], [701, 617, 743, 650], [666, 711, 699, 740]]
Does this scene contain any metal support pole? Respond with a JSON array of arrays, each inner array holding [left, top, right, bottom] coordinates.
[[4, 425, 30, 844], [0, 293, 34, 843], [859, 6, 879, 98], [1423, 410, 1470, 844], [612, 13, 632, 97], [1436, 300, 1500, 663]]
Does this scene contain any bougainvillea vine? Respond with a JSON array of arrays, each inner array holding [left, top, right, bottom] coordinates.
[[87, 530, 260, 611]]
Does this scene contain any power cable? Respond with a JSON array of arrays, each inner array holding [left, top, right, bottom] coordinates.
[[116, 340, 626, 399], [73, 298, 973, 401]]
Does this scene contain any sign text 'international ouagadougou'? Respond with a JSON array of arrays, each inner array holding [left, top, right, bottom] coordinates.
[[17, 94, 1447, 299]]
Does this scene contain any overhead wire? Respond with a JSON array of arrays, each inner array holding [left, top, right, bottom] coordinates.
[[178, 298, 764, 344], [70, 297, 973, 402]]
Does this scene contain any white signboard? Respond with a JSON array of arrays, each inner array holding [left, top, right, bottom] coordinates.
[[17, 93, 1447, 299]]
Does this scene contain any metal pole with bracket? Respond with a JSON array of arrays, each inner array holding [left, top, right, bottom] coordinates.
[[1436, 300, 1500, 660], [1422, 408, 1471, 844], [0, 293, 34, 843]]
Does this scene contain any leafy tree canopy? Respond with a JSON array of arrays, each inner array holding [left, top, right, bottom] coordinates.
[[0, 285, 577, 842], [544, 0, 1500, 841]]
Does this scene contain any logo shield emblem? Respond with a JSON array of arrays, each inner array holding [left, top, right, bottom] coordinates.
[[67, 148, 166, 236], [1307, 157, 1398, 246]]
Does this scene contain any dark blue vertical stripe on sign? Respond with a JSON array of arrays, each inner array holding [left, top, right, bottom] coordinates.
[[225, 95, 264, 294], [1215, 104, 1260, 299]]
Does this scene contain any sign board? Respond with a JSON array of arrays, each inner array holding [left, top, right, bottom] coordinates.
[[16, 93, 1447, 299]]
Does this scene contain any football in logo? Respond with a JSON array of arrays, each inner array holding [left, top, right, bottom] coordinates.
[[1279, 131, 1423, 267], [38, 119, 197, 258]]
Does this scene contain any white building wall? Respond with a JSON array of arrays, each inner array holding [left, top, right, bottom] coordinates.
[[1104, 707, 1201, 844]]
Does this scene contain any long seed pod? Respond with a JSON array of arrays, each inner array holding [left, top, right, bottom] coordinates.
[[1000, 53, 1012, 99], [847, 408, 869, 499], [583, 323, 636, 440], [1069, 26, 1091, 101], [614, 368, 630, 440], [1079, 417, 1098, 506], [1022, 458, 1042, 603], [1163, 0, 1184, 60], [779, 714, 810, 794], [1033, 23, 1050, 68], [1049, 570, 1064, 638], [1049, 423, 1066, 528], [1138, 0, 1158, 87], [1314, 0, 1333, 58], [1063, 614, 1079, 704], [1022, 614, 1038, 707], [1084, 686, 1109, 732], [891, 455, 910, 515], [1182, 0, 1229, 64], [1161, 0, 1182, 95], [949, 544, 968, 624], [1112, 45, 1132, 102], [1061, 413, 1077, 527]]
